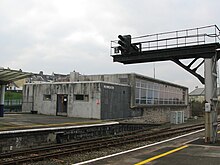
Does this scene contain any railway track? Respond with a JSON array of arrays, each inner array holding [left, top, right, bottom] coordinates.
[[0, 123, 205, 165]]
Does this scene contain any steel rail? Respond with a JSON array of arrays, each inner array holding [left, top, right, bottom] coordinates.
[[0, 123, 205, 165], [0, 124, 162, 159]]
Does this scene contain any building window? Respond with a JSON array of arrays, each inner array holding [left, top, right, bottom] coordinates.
[[135, 79, 186, 106], [43, 94, 51, 101], [120, 78, 128, 84], [75, 94, 89, 101]]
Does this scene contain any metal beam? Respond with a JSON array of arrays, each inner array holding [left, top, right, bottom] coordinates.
[[171, 58, 205, 84], [112, 25, 220, 144], [192, 59, 204, 72], [0, 68, 32, 83], [112, 43, 220, 64]]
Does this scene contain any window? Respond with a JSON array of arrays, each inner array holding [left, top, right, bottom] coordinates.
[[75, 94, 89, 101], [135, 78, 186, 106], [43, 94, 51, 101], [119, 78, 128, 84]]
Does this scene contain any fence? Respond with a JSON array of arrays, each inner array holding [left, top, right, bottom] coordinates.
[[4, 99, 22, 112]]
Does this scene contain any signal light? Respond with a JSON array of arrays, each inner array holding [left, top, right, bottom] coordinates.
[[118, 35, 131, 54], [131, 44, 139, 52], [117, 35, 141, 55]]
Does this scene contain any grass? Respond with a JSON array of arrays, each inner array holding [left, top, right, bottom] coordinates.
[[5, 91, 22, 100]]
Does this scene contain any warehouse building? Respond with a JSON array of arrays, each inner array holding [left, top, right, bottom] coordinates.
[[22, 72, 189, 123]]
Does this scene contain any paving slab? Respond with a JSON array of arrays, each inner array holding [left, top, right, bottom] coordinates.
[[82, 132, 220, 165], [0, 113, 102, 131]]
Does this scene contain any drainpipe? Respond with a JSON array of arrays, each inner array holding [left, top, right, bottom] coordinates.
[[130, 73, 136, 108]]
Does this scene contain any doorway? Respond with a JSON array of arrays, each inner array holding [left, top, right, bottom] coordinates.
[[56, 94, 68, 116]]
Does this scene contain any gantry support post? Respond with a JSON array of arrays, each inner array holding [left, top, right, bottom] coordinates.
[[0, 84, 5, 117], [204, 57, 218, 143]]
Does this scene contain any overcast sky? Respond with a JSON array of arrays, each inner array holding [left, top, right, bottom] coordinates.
[[0, 0, 220, 91]]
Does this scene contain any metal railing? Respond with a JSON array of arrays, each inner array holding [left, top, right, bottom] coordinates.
[[4, 99, 22, 112], [111, 25, 220, 55], [4, 99, 22, 106]]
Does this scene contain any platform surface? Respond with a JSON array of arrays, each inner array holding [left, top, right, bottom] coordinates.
[[0, 113, 101, 131], [82, 130, 220, 165]]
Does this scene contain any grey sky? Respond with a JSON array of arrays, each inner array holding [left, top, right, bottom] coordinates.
[[0, 0, 220, 91]]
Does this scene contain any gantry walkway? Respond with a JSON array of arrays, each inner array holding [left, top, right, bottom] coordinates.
[[111, 25, 220, 63], [111, 25, 220, 84]]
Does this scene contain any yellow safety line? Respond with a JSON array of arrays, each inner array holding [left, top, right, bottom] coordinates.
[[134, 145, 188, 165]]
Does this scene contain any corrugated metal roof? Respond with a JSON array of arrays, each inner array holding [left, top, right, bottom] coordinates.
[[0, 68, 32, 84], [189, 88, 205, 96], [189, 87, 220, 96]]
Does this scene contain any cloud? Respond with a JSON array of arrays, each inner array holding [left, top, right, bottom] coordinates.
[[0, 0, 220, 91]]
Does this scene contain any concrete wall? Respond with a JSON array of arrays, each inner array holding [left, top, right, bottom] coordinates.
[[70, 72, 189, 108], [23, 82, 133, 119], [0, 123, 148, 153], [22, 82, 102, 119], [70, 72, 133, 85], [22, 82, 140, 120], [68, 83, 101, 119], [22, 84, 34, 112], [34, 84, 56, 115], [23, 73, 189, 122]]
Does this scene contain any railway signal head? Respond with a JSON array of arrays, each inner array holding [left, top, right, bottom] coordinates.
[[117, 35, 141, 55], [118, 35, 131, 54]]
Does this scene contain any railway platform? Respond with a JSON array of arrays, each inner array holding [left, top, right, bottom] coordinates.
[[0, 113, 218, 165], [76, 130, 220, 165], [0, 113, 101, 131], [0, 113, 205, 131]]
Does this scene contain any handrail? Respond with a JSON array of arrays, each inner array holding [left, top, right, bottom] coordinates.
[[132, 25, 218, 39], [111, 25, 220, 55], [133, 34, 206, 45]]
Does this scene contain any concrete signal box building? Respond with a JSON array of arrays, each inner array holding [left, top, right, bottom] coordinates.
[[22, 72, 189, 123]]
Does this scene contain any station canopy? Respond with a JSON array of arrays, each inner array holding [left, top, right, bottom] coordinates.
[[0, 68, 32, 84]]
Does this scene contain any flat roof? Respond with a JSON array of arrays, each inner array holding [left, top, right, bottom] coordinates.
[[25, 80, 130, 87], [73, 72, 188, 89], [26, 72, 187, 90], [0, 68, 32, 84]]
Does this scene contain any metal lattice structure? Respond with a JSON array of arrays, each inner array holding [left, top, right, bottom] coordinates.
[[111, 25, 220, 85], [111, 25, 220, 55], [111, 25, 220, 143]]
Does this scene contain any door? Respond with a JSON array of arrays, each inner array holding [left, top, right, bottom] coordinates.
[[56, 94, 68, 116]]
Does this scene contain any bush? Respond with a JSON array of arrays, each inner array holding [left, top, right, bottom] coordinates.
[[190, 100, 220, 116], [190, 101, 204, 117], [5, 90, 22, 100]]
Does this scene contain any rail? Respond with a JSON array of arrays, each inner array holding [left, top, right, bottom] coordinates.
[[111, 25, 220, 56], [0, 123, 205, 164]]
